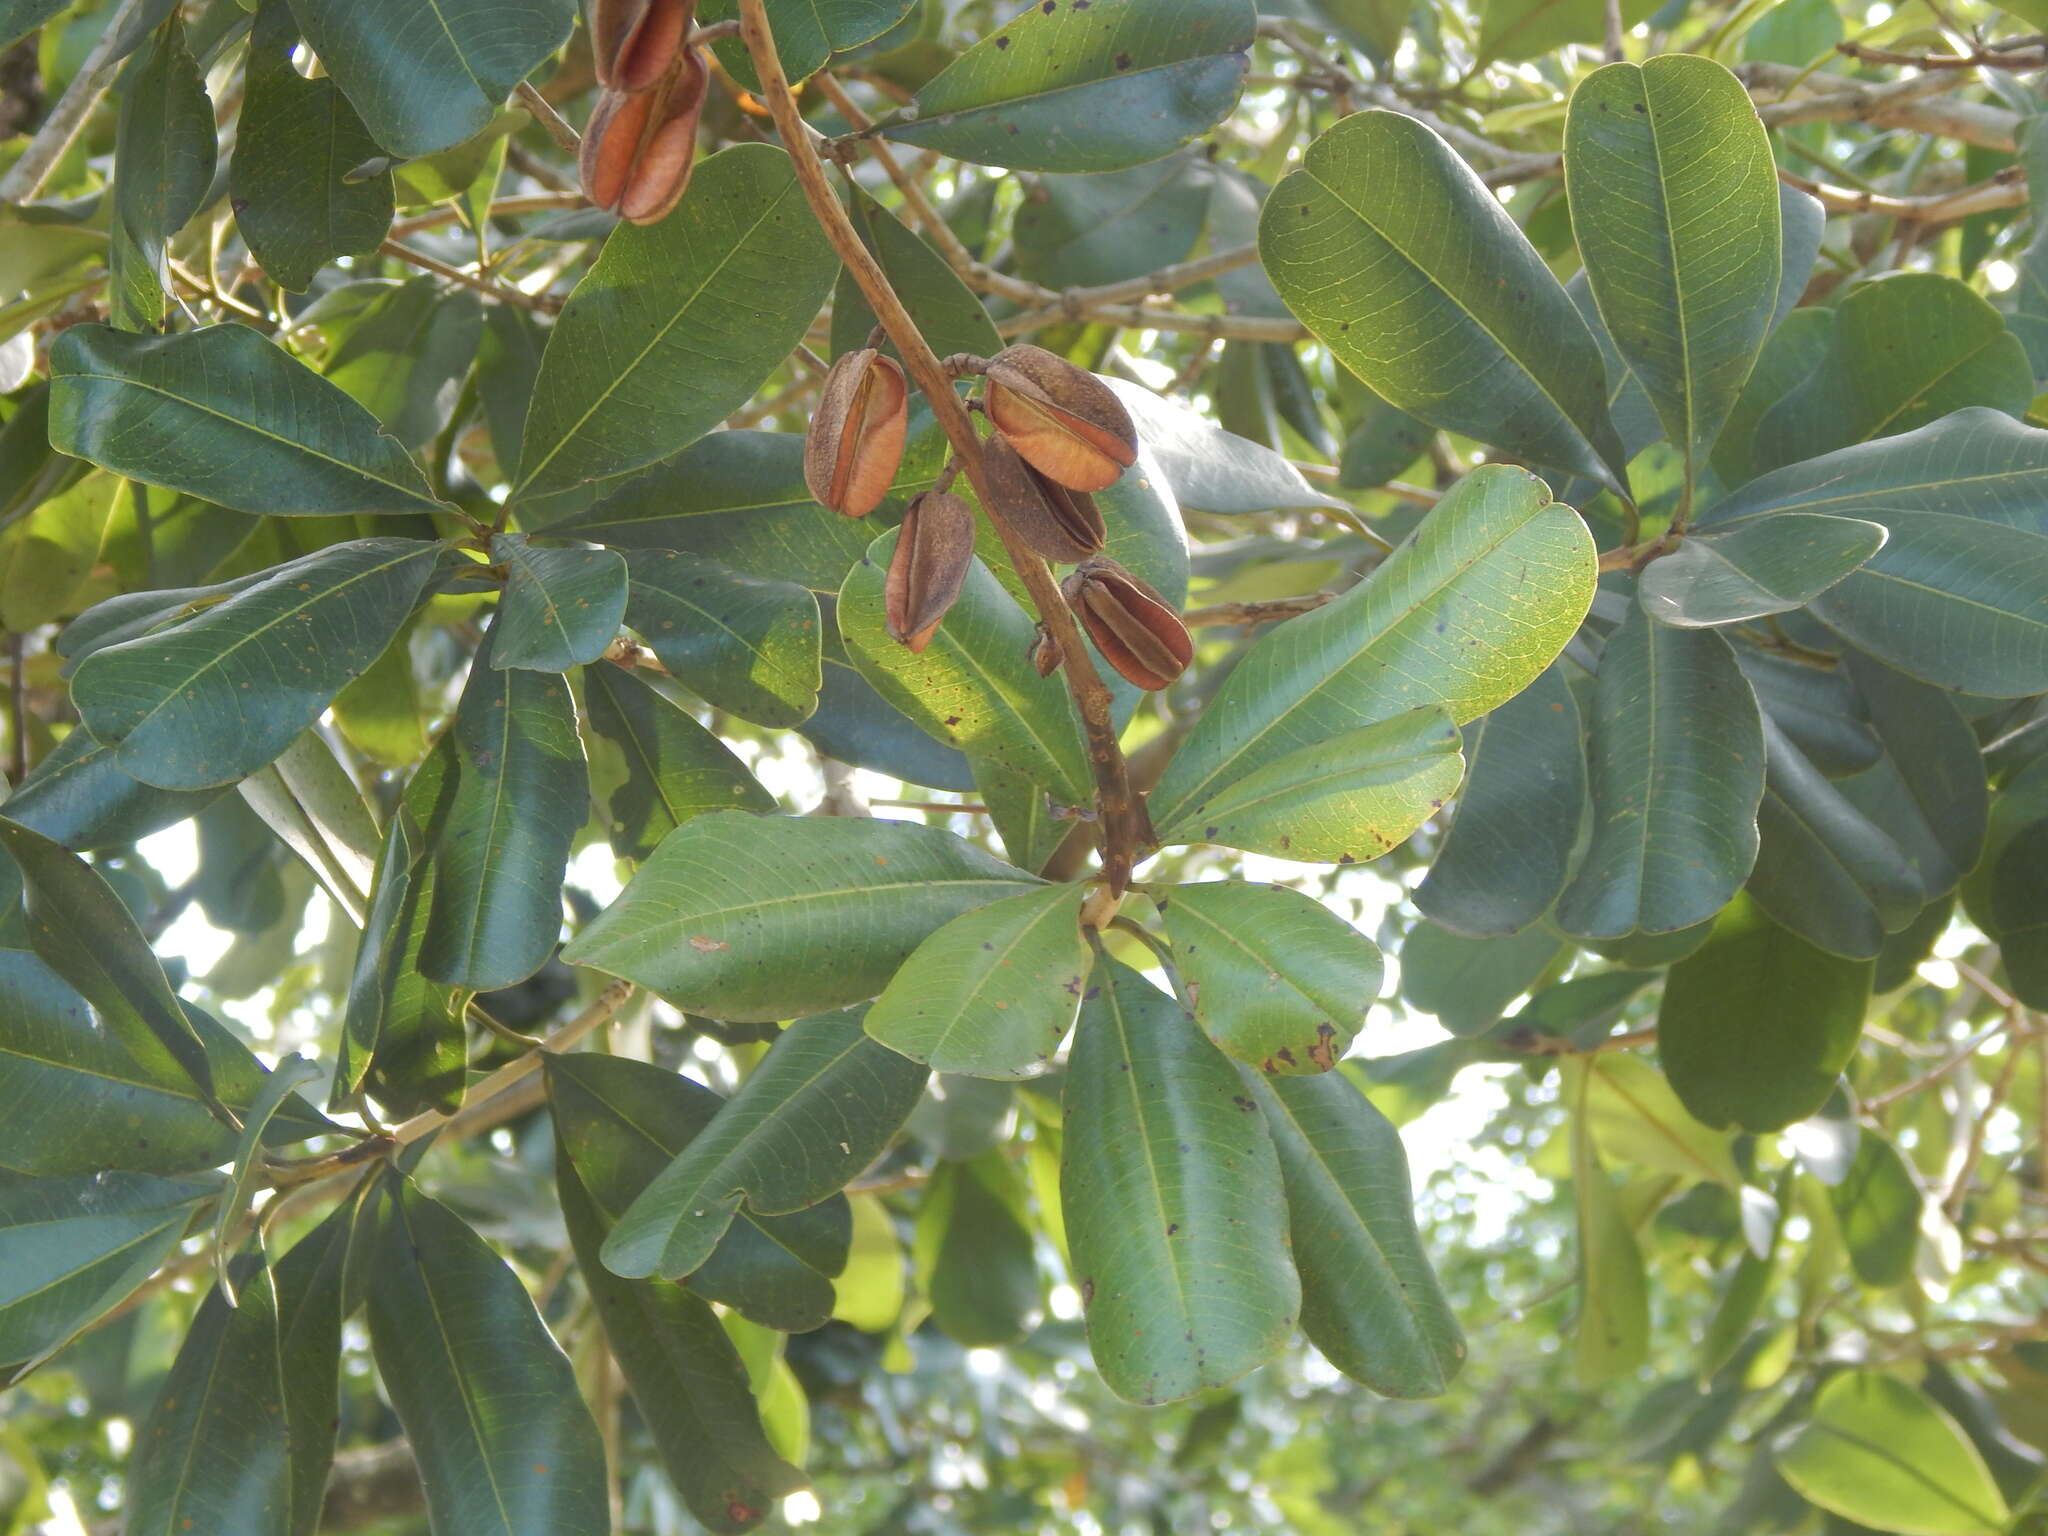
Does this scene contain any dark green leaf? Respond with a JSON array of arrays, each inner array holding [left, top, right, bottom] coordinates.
[[1400, 920, 1562, 1037], [1555, 609, 1764, 939], [623, 549, 821, 728], [108, 17, 216, 332], [515, 145, 838, 500], [284, 0, 574, 158], [880, 0, 1255, 173], [488, 534, 628, 672], [0, 726, 224, 851], [0, 0, 68, 50], [1062, 961, 1298, 1405], [1152, 465, 1593, 834], [1415, 665, 1584, 937], [865, 881, 1091, 1079], [1838, 652, 1988, 900], [801, 629, 977, 792], [419, 630, 587, 991], [1249, 1069, 1464, 1398], [601, 1009, 928, 1280], [1711, 306, 1833, 488], [1159, 880, 1383, 1074], [1776, 1371, 2009, 1536], [1828, 1127, 1924, 1289], [971, 755, 1068, 875], [1657, 898, 1870, 1132], [700, 0, 914, 92], [1261, 111, 1627, 492], [70, 537, 445, 789], [366, 1179, 609, 1535], [1104, 378, 1352, 515], [832, 189, 1002, 361], [48, 325, 444, 516], [913, 1151, 1041, 1346], [322, 277, 484, 449], [1639, 514, 1887, 628], [1737, 647, 1879, 778], [1013, 151, 1212, 289], [583, 663, 773, 862]]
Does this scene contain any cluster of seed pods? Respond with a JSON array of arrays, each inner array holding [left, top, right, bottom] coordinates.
[[804, 342, 1194, 691], [581, 0, 708, 224]]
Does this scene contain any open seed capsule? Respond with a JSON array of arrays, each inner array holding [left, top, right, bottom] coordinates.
[[885, 491, 977, 652], [983, 343, 1139, 493], [979, 434, 1105, 564], [579, 49, 709, 225], [805, 349, 909, 517], [591, 0, 694, 93], [1062, 558, 1192, 692]]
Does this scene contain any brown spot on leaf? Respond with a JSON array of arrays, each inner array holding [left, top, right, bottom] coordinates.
[[690, 935, 730, 952]]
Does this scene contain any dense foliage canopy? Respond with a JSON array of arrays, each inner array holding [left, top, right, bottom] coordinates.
[[0, 0, 2045, 1531]]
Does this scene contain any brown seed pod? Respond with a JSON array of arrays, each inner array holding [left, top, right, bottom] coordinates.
[[885, 492, 977, 652], [805, 349, 909, 517], [591, 0, 694, 93], [1028, 625, 1060, 678], [983, 343, 1139, 494], [1062, 558, 1192, 692], [979, 434, 1105, 564], [579, 49, 709, 225]]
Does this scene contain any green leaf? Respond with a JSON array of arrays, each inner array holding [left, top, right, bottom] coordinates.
[[330, 621, 429, 768], [1657, 898, 1870, 1132], [0, 1170, 219, 1371], [515, 145, 839, 500], [583, 663, 773, 862], [233, 0, 393, 292], [1248, 1069, 1464, 1398], [971, 755, 1068, 875], [1581, 1052, 1741, 1189], [865, 881, 1092, 1079], [419, 630, 587, 991], [832, 189, 1002, 361], [546, 1053, 850, 1333], [48, 325, 445, 516], [1712, 306, 1834, 488], [284, 0, 573, 158], [0, 726, 224, 852], [0, 0, 68, 50], [1159, 706, 1463, 865], [1103, 378, 1353, 516], [70, 537, 445, 790], [1776, 1371, 2010, 1536], [600, 1009, 929, 1280], [1400, 920, 1563, 1038], [210, 1052, 322, 1305], [366, 1179, 609, 1536], [1013, 151, 1212, 290], [1639, 514, 1888, 628], [555, 1157, 803, 1534], [1261, 111, 1627, 492], [1839, 653, 1987, 904], [913, 1151, 1041, 1346], [125, 1208, 353, 1536], [1563, 1058, 1649, 1384], [1062, 961, 1299, 1405], [322, 277, 484, 450], [1808, 512, 2048, 697], [1556, 609, 1764, 939], [487, 534, 627, 672], [549, 429, 897, 590], [565, 812, 1036, 1021], [1753, 274, 2033, 473], [107, 16, 216, 332], [802, 632, 976, 792], [1152, 465, 1593, 834], [0, 818, 217, 1104], [623, 549, 821, 729], [1477, 0, 1657, 64], [700, 0, 914, 92], [879, 0, 1255, 174], [840, 528, 1093, 805], [1158, 880, 1383, 1074], [1414, 665, 1584, 937], [0, 467, 121, 633], [1565, 56, 1780, 475], [1829, 1130, 1923, 1288], [237, 729, 383, 927]]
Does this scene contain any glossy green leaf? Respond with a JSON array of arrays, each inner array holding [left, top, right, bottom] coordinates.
[[880, 0, 1255, 174], [831, 189, 1002, 362], [366, 1179, 609, 1536], [971, 755, 1068, 875], [1777, 1371, 2009, 1536], [547, 1053, 850, 1334], [623, 549, 821, 729], [284, 0, 574, 158], [70, 537, 444, 790], [1658, 898, 1870, 1132], [1712, 306, 1834, 488], [322, 278, 483, 450], [1555, 609, 1764, 939], [566, 812, 1036, 1021], [0, 727, 221, 852], [555, 1157, 803, 1534], [840, 528, 1093, 805], [601, 1009, 929, 1280], [865, 882, 1090, 1079], [1477, 0, 1657, 63], [0, 1170, 219, 1370], [1566, 56, 1779, 474], [1013, 151, 1212, 290], [1400, 920, 1563, 1038], [125, 1207, 352, 1536], [1829, 1129, 1923, 1288], [802, 630, 976, 793], [1415, 665, 1584, 937], [1564, 1058, 1649, 1384], [1159, 880, 1383, 1075], [48, 325, 444, 516], [107, 16, 215, 332], [487, 534, 627, 672], [419, 630, 587, 991], [1261, 112, 1626, 492], [701, 0, 914, 91], [583, 663, 773, 862], [237, 729, 382, 928], [1153, 466, 1593, 834], [1838, 653, 1987, 904], [1639, 514, 1887, 628], [1753, 274, 2033, 473], [516, 145, 838, 501], [1062, 962, 1299, 1406], [0, 818, 216, 1103], [1248, 1069, 1464, 1398], [1104, 379, 1352, 516], [914, 1151, 1041, 1346], [233, 0, 393, 292]]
